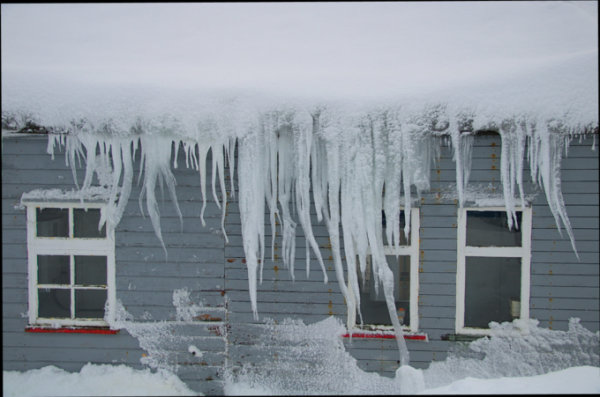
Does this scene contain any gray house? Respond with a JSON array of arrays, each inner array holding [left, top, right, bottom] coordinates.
[[2, 108, 598, 394]]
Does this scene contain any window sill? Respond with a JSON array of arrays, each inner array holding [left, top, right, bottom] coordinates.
[[342, 331, 427, 341], [26, 326, 119, 334], [441, 333, 488, 342]]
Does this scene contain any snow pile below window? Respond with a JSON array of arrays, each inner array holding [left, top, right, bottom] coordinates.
[[2, 363, 200, 396]]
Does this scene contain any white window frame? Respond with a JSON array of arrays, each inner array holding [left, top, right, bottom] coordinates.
[[25, 201, 116, 328], [456, 206, 532, 335], [349, 207, 420, 333]]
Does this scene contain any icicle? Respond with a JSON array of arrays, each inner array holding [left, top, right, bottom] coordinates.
[[227, 138, 237, 198], [499, 123, 518, 230], [293, 115, 328, 283], [238, 129, 266, 320], [213, 143, 229, 243], [46, 134, 60, 161], [139, 136, 183, 259], [531, 121, 579, 259], [277, 124, 297, 279], [592, 134, 596, 151], [211, 145, 221, 210], [65, 135, 85, 190], [262, 113, 280, 264], [196, 143, 210, 227]]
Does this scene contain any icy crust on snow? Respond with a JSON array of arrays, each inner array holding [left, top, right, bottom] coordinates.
[[422, 318, 600, 390], [25, 103, 596, 365]]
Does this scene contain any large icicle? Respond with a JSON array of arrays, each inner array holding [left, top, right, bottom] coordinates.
[[238, 127, 266, 320], [293, 113, 328, 282], [138, 136, 183, 258], [528, 120, 579, 258]]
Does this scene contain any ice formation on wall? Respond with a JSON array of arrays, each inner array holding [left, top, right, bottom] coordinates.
[[222, 316, 598, 395], [422, 317, 599, 390], [110, 289, 225, 371], [33, 103, 596, 365]]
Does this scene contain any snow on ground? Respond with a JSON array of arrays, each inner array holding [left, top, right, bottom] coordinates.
[[2, 363, 201, 396], [421, 366, 600, 395], [3, 317, 599, 396], [3, 364, 598, 396]]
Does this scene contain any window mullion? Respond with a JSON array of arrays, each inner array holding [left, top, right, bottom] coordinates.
[[70, 255, 75, 319]]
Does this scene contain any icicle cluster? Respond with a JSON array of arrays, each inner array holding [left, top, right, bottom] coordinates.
[[43, 106, 594, 366]]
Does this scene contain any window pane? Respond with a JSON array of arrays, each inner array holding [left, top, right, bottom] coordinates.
[[36, 208, 69, 237], [75, 290, 107, 319], [464, 257, 521, 328], [357, 255, 410, 326], [73, 208, 106, 238], [382, 210, 411, 246], [38, 289, 71, 318], [466, 211, 522, 247], [38, 255, 70, 285], [75, 256, 107, 285]]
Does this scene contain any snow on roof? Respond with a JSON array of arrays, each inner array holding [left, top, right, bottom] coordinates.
[[1, 2, 598, 132]]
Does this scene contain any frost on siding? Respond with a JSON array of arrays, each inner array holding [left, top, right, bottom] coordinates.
[[223, 316, 598, 395], [423, 318, 599, 390], [41, 106, 595, 365], [223, 316, 400, 395], [109, 289, 225, 372]]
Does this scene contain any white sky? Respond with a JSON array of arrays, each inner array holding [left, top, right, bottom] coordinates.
[[1, 2, 597, 101]]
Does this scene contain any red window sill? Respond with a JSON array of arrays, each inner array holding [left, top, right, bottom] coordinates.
[[26, 326, 119, 334], [342, 332, 427, 341]]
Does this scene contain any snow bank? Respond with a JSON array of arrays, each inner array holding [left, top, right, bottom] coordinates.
[[2, 363, 200, 396], [421, 366, 600, 395]]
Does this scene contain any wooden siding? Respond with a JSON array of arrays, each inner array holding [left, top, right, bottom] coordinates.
[[2, 133, 598, 394]]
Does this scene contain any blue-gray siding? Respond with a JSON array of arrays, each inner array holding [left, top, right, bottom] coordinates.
[[2, 133, 598, 392]]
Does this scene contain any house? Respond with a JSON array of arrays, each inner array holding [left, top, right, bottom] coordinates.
[[2, 106, 598, 394]]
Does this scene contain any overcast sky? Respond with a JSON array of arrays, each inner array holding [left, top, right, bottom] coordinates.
[[2, 2, 597, 101]]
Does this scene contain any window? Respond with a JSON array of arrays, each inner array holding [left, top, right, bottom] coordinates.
[[25, 202, 115, 328], [456, 207, 532, 334], [349, 208, 420, 333]]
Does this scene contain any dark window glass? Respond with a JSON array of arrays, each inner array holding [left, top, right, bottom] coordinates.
[[74, 209, 106, 238], [357, 255, 410, 326], [75, 256, 107, 285], [464, 257, 521, 328], [38, 289, 70, 318], [36, 208, 69, 237], [382, 210, 411, 246], [466, 211, 522, 247], [75, 290, 107, 319], [38, 255, 70, 284]]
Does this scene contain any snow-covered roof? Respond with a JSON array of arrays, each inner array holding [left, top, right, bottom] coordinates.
[[1, 2, 598, 134]]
